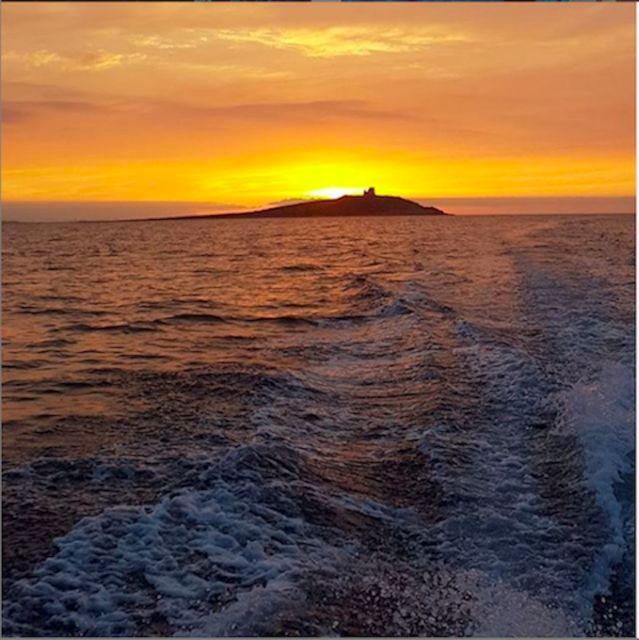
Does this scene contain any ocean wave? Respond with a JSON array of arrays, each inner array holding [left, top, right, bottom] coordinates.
[[60, 322, 160, 334], [3, 443, 353, 637], [3, 442, 582, 638], [279, 264, 325, 273], [167, 313, 228, 324]]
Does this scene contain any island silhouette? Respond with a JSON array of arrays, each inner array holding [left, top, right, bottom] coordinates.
[[217, 188, 446, 219], [150, 188, 447, 221]]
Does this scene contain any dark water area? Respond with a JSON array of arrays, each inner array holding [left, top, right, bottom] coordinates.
[[2, 214, 635, 636]]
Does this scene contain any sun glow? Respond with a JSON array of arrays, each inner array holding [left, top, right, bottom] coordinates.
[[305, 187, 367, 200]]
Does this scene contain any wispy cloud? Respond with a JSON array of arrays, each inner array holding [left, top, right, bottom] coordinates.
[[3, 50, 63, 68], [3, 99, 107, 123], [3, 94, 414, 127], [185, 99, 415, 122], [127, 34, 206, 50], [79, 51, 147, 70], [4, 49, 147, 71], [213, 27, 468, 58]]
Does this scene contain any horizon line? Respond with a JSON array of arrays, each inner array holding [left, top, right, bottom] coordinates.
[[3, 195, 635, 223]]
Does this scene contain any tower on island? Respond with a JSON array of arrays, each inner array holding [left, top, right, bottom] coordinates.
[[364, 187, 376, 197]]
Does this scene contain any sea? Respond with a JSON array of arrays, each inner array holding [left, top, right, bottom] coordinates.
[[2, 213, 635, 636]]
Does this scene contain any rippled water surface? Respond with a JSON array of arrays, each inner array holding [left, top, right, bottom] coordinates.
[[2, 214, 635, 636]]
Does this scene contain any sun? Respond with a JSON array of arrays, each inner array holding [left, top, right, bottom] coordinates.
[[305, 186, 366, 200]]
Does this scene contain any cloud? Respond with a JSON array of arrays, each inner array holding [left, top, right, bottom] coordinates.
[[3, 105, 31, 124], [3, 49, 147, 71], [128, 34, 206, 50], [2, 99, 109, 124], [3, 93, 413, 128], [76, 51, 147, 70], [2, 81, 86, 100], [186, 99, 414, 122], [3, 50, 63, 67], [213, 27, 467, 58]]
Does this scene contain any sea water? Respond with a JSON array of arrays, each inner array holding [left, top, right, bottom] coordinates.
[[2, 213, 635, 636]]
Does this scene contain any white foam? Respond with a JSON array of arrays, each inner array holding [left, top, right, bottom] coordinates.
[[457, 570, 579, 637], [4, 473, 352, 636], [552, 361, 635, 606], [419, 335, 619, 626]]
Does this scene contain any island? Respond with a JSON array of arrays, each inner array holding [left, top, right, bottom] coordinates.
[[217, 188, 445, 219], [155, 188, 447, 221]]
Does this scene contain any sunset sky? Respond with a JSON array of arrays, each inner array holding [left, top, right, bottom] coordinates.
[[2, 3, 636, 219]]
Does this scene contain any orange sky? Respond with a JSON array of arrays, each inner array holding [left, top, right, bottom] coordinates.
[[1, 3, 636, 218]]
